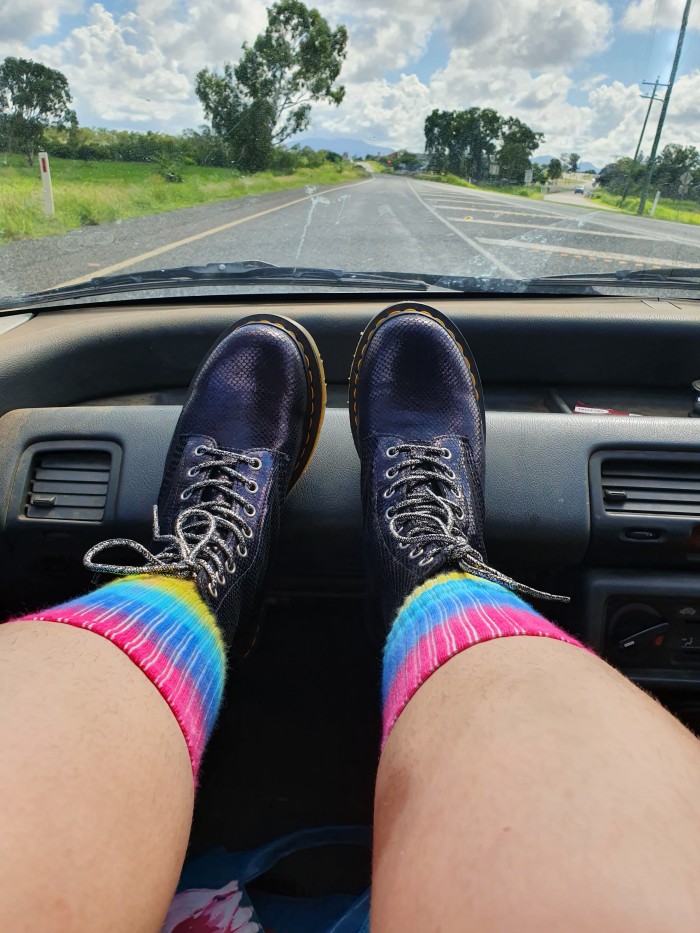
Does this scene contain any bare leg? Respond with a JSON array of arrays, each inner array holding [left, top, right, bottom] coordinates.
[[0, 621, 192, 932], [372, 636, 700, 932]]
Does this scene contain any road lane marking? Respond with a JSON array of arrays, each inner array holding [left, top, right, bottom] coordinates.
[[476, 236, 690, 267], [450, 216, 666, 242], [408, 182, 519, 278], [429, 203, 578, 219], [49, 178, 373, 289]]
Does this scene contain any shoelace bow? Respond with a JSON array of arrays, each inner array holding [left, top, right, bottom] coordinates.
[[84, 445, 261, 598], [383, 443, 569, 603]]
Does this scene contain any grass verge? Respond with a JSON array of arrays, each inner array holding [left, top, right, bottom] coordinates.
[[591, 189, 700, 225], [413, 172, 544, 199], [0, 155, 368, 244]]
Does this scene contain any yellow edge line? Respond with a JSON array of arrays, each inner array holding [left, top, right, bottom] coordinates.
[[51, 178, 372, 290]]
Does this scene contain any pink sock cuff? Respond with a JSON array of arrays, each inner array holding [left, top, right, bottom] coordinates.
[[11, 575, 226, 781], [382, 572, 584, 745]]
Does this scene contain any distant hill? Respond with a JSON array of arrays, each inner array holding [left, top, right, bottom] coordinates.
[[291, 136, 395, 158], [533, 154, 599, 173]]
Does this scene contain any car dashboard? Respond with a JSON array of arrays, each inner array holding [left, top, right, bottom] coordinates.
[[2, 293, 700, 854]]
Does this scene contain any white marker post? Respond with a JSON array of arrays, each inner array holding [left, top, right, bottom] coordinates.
[[38, 151, 55, 217], [650, 190, 661, 218]]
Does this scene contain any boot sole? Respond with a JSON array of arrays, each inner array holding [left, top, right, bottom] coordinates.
[[349, 301, 486, 453]]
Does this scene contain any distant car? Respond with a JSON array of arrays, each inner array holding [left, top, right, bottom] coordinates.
[[574, 185, 585, 194]]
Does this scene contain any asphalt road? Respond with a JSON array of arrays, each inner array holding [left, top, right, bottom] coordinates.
[[3, 174, 700, 299]]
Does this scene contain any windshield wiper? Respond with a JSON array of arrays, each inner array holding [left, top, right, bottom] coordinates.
[[11, 262, 438, 305], [527, 267, 700, 291], [5, 262, 700, 312]]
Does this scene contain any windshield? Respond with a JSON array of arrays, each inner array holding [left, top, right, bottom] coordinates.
[[1, 0, 699, 305]]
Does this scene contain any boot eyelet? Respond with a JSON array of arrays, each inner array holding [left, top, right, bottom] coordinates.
[[250, 458, 262, 470], [216, 571, 226, 585], [225, 559, 235, 573], [383, 488, 395, 499], [441, 447, 452, 459], [247, 481, 258, 493], [398, 541, 410, 550], [180, 489, 192, 501], [385, 467, 397, 479], [244, 504, 256, 517], [194, 445, 206, 457], [446, 468, 456, 480], [187, 466, 199, 478], [385, 507, 395, 519], [454, 506, 465, 520], [237, 544, 248, 557], [419, 556, 434, 566], [409, 547, 424, 559], [455, 488, 463, 499], [208, 582, 218, 598], [386, 446, 399, 458], [243, 525, 254, 539]]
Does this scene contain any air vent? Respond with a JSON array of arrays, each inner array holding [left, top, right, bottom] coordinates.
[[601, 457, 700, 517], [25, 449, 113, 522]]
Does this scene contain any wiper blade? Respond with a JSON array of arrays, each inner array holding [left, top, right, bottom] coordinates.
[[529, 267, 700, 290], [7, 262, 700, 313], [15, 261, 437, 304]]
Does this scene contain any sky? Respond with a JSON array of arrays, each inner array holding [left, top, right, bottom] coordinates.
[[1, 0, 698, 168]]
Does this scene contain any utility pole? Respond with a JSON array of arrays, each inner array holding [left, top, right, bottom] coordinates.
[[618, 77, 665, 206], [637, 0, 694, 215], [634, 78, 664, 162]]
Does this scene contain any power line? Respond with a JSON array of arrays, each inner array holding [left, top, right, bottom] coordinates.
[[637, 0, 694, 215]]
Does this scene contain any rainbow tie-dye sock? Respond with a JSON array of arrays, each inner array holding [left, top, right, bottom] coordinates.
[[382, 572, 584, 744], [13, 575, 225, 780]]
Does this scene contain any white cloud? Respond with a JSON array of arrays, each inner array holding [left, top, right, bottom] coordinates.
[[622, 0, 700, 33], [0, 0, 83, 42], [11, 0, 269, 129], [446, 0, 613, 68]]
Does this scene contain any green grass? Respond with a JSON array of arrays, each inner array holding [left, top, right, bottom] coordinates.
[[591, 188, 700, 225], [0, 155, 368, 243], [413, 172, 544, 199]]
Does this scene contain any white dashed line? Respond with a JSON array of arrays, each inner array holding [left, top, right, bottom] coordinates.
[[452, 217, 666, 242], [476, 237, 691, 267], [408, 182, 519, 278]]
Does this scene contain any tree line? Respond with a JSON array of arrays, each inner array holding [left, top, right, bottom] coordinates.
[[0, 0, 348, 174], [597, 145, 700, 203], [1, 0, 697, 202]]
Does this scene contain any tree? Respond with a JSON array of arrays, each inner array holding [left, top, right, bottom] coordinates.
[[567, 151, 581, 173], [498, 117, 544, 183], [547, 158, 563, 181], [196, 0, 347, 172], [424, 108, 543, 184], [424, 107, 502, 180], [531, 161, 547, 184], [653, 144, 700, 196], [0, 57, 74, 165], [597, 157, 645, 195]]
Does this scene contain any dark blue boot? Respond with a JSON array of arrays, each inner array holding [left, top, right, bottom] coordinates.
[[86, 314, 326, 652], [350, 301, 565, 633]]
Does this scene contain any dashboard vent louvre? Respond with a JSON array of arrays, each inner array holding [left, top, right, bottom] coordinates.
[[25, 450, 113, 522], [601, 457, 700, 517]]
